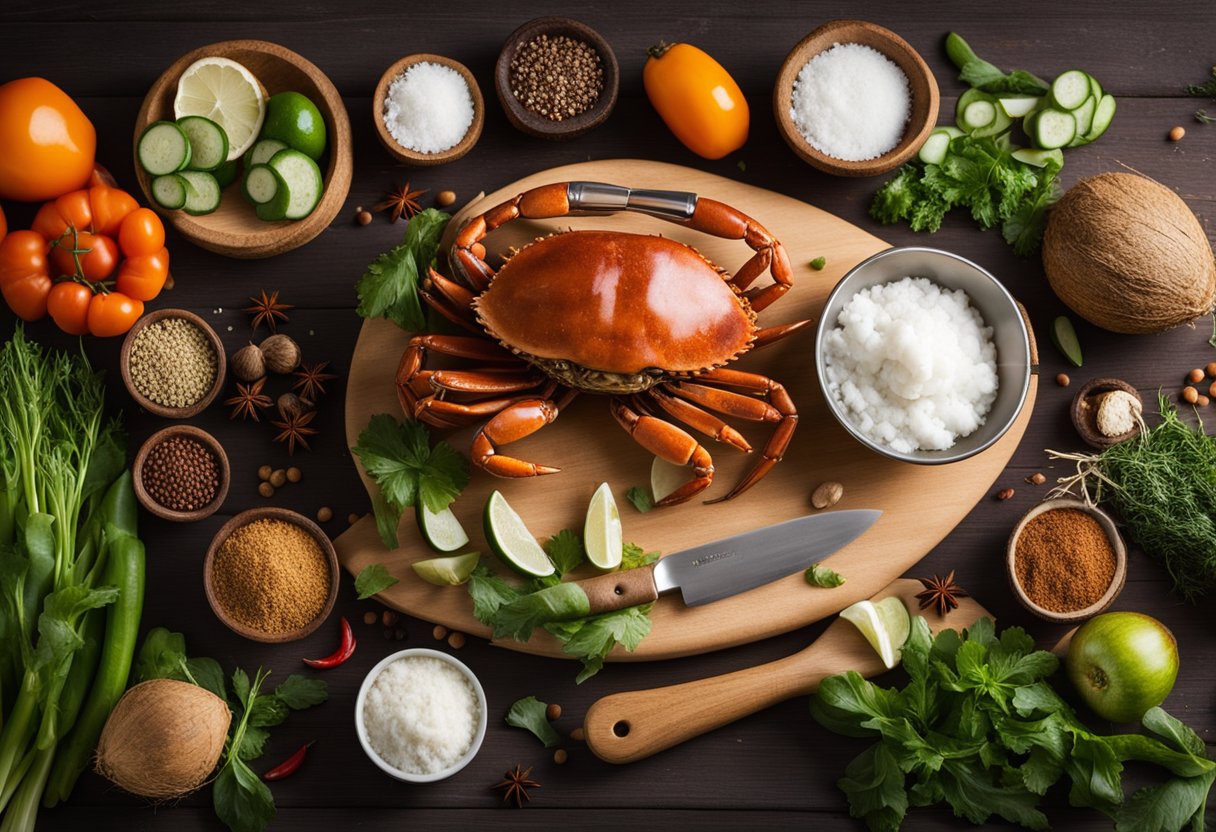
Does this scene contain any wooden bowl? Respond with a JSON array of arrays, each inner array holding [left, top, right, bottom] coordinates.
[[773, 20, 939, 177], [133, 425, 230, 522], [1006, 497, 1127, 624], [1071, 377, 1143, 449], [494, 17, 619, 141], [120, 308, 227, 419], [373, 54, 484, 166], [204, 507, 339, 643], [134, 40, 353, 259]]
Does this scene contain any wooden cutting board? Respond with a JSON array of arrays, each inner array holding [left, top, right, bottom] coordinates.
[[335, 159, 1037, 661]]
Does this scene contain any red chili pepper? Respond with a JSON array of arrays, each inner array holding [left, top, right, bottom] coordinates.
[[263, 741, 315, 781], [303, 616, 356, 669]]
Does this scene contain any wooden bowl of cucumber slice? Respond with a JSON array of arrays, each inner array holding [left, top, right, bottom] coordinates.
[[133, 39, 353, 259]]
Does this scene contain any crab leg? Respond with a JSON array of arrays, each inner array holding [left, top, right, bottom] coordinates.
[[452, 183, 572, 290], [751, 320, 813, 349], [611, 399, 714, 505], [669, 382, 782, 423], [428, 370, 544, 395], [417, 391, 550, 425], [684, 198, 793, 312], [471, 398, 567, 477], [645, 388, 751, 452], [419, 288, 483, 335]]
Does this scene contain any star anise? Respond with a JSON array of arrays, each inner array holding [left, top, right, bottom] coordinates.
[[245, 289, 293, 333], [915, 570, 968, 617], [374, 181, 427, 223], [293, 361, 337, 401], [224, 378, 272, 422], [271, 409, 318, 455], [492, 764, 539, 808]]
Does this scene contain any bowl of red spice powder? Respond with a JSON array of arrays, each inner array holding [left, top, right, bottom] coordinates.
[[1006, 497, 1127, 623]]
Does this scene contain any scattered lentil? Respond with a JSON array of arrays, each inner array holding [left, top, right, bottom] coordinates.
[[1188, 367, 1205, 383], [1056, 373, 1071, 387], [258, 482, 275, 498], [435, 190, 457, 208], [433, 624, 448, 641], [996, 487, 1015, 501], [270, 469, 287, 488], [210, 519, 330, 635], [1026, 472, 1047, 485], [317, 506, 333, 523], [509, 34, 604, 122], [570, 728, 585, 742], [142, 436, 219, 512], [1014, 508, 1116, 613], [1169, 125, 1186, 142], [128, 318, 217, 408], [447, 632, 465, 650], [363, 611, 378, 626], [382, 611, 400, 628], [1183, 386, 1199, 404], [287, 467, 302, 483], [546, 703, 562, 721], [553, 749, 568, 765]]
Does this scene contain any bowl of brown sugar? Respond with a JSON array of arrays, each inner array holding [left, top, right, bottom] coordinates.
[[204, 508, 338, 642], [1006, 497, 1127, 623]]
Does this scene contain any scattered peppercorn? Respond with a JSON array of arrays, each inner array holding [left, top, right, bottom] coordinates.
[[382, 610, 399, 627], [1056, 373, 1070, 387], [269, 469, 287, 488], [996, 487, 1015, 501], [435, 190, 457, 208], [356, 208, 372, 226], [553, 749, 568, 765], [1183, 386, 1200, 404], [143, 436, 221, 512], [433, 624, 448, 640], [1026, 472, 1047, 485], [1188, 368, 1205, 383], [509, 33, 604, 122], [258, 482, 275, 498], [1169, 125, 1186, 142], [258, 464, 273, 481], [317, 506, 333, 522], [570, 728, 585, 742], [382, 629, 394, 640], [546, 703, 562, 721], [287, 467, 302, 483], [448, 631, 466, 649], [363, 611, 377, 625]]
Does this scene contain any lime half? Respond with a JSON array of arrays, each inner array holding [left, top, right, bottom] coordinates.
[[839, 597, 912, 670], [584, 483, 623, 570], [417, 504, 470, 552], [173, 56, 266, 161], [483, 491, 554, 578], [650, 456, 691, 503], [412, 551, 480, 586]]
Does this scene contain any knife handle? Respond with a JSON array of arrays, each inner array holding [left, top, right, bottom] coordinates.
[[578, 565, 659, 616]]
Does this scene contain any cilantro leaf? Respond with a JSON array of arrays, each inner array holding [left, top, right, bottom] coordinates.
[[466, 564, 521, 626], [804, 563, 845, 588], [493, 583, 590, 641], [550, 604, 653, 684], [504, 695, 562, 748], [621, 542, 660, 570], [355, 209, 450, 332], [544, 529, 585, 576], [355, 563, 399, 600], [625, 486, 654, 513], [838, 742, 909, 830]]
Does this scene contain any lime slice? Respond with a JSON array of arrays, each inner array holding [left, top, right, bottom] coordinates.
[[261, 91, 327, 160], [650, 456, 691, 503], [483, 491, 554, 578], [412, 551, 480, 586], [416, 504, 470, 552], [174, 57, 266, 161], [584, 483, 623, 570], [839, 597, 912, 670]]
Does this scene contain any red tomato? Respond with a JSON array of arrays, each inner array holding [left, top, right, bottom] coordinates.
[[0, 230, 52, 320], [46, 281, 93, 335], [114, 247, 169, 301], [51, 231, 117, 281], [89, 186, 138, 237], [117, 208, 164, 257], [0, 78, 96, 202], [86, 292, 142, 337]]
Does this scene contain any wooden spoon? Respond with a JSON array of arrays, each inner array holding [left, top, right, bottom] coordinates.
[[583, 578, 991, 764]]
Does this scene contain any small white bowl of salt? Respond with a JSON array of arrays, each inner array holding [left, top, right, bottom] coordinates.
[[356, 648, 488, 782]]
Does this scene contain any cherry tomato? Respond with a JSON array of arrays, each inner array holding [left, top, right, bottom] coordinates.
[[86, 292, 142, 337], [46, 281, 93, 335], [0, 230, 52, 320], [51, 231, 117, 282], [0, 78, 96, 202], [642, 42, 749, 159], [118, 208, 164, 257], [89, 162, 117, 188], [32, 190, 93, 242], [115, 247, 169, 301], [89, 186, 138, 237]]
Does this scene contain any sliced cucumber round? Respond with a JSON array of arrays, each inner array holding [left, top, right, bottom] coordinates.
[[247, 138, 289, 167], [242, 163, 280, 206], [483, 490, 554, 578], [970, 106, 1013, 139], [1011, 147, 1064, 169], [1085, 94, 1116, 143], [1049, 69, 1092, 111], [178, 170, 222, 215], [150, 174, 188, 210], [1070, 96, 1098, 141], [1028, 108, 1077, 150], [267, 149, 323, 220], [960, 100, 997, 131], [917, 131, 952, 165], [177, 115, 229, 172], [137, 121, 191, 176], [997, 96, 1041, 118], [417, 503, 470, 553]]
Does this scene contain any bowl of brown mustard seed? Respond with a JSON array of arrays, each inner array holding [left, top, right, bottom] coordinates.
[[120, 308, 226, 419], [133, 425, 231, 522], [204, 507, 339, 643], [495, 17, 619, 140], [1006, 497, 1127, 623]]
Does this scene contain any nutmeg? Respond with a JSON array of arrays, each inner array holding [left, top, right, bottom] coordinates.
[[277, 392, 307, 421], [230, 344, 266, 382], [259, 334, 301, 374]]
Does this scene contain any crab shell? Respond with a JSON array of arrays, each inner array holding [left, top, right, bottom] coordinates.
[[472, 230, 758, 394]]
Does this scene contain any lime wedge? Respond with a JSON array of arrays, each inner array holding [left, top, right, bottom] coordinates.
[[839, 597, 912, 670], [650, 456, 691, 503], [416, 504, 470, 552], [483, 491, 554, 578], [173, 57, 266, 161], [584, 483, 623, 570], [412, 551, 480, 586]]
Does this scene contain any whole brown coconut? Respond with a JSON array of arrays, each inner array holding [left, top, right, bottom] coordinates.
[[96, 678, 231, 800], [1043, 172, 1216, 334]]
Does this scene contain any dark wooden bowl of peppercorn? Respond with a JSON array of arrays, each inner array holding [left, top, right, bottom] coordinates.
[[133, 425, 230, 523], [1006, 497, 1127, 624], [495, 17, 619, 140], [120, 308, 227, 419]]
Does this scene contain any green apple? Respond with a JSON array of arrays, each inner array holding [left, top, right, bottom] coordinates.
[[1065, 611, 1178, 723]]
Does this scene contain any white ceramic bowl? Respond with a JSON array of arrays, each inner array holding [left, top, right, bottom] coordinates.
[[354, 648, 488, 782]]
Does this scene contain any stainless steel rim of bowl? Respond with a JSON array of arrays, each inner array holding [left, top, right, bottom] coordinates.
[[814, 246, 1032, 464]]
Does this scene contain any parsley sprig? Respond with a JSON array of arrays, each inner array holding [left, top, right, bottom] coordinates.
[[355, 208, 449, 332]]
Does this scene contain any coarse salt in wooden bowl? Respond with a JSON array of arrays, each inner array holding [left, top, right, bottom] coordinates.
[[133, 39, 353, 259], [119, 308, 227, 419], [1071, 377, 1144, 449], [132, 425, 230, 523], [495, 17, 620, 141], [373, 54, 484, 166], [773, 20, 939, 177], [1006, 497, 1128, 624], [204, 507, 339, 644]]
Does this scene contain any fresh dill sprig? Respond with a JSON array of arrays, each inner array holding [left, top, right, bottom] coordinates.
[[1187, 66, 1216, 123]]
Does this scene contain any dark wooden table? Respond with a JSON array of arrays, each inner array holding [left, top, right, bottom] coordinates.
[[2, 1, 1214, 829]]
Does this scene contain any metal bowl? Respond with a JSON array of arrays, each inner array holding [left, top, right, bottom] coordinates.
[[814, 246, 1032, 464]]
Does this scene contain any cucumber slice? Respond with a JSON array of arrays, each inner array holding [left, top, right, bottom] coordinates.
[[1029, 108, 1077, 150], [267, 148, 323, 220], [150, 174, 188, 210], [254, 170, 290, 221], [960, 100, 997, 131], [417, 504, 470, 553], [970, 106, 1013, 139], [1049, 70, 1091, 111], [954, 88, 991, 125], [241, 163, 279, 205], [917, 131, 952, 165], [137, 121, 191, 175], [213, 158, 239, 189], [1085, 94, 1116, 142], [936, 126, 965, 139], [1070, 96, 1097, 141], [247, 138, 289, 167], [484, 490, 554, 578], [176, 115, 228, 172], [178, 170, 222, 216], [998, 96, 1041, 118], [1011, 148, 1064, 169], [1086, 73, 1104, 103]]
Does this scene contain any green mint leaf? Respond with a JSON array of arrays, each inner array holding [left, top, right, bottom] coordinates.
[[353, 414, 469, 521], [355, 563, 399, 600], [804, 563, 845, 587], [838, 742, 909, 830], [274, 675, 329, 710], [418, 442, 471, 513], [214, 755, 275, 832], [247, 694, 289, 730], [504, 695, 563, 748], [237, 724, 270, 760], [938, 759, 1050, 830], [544, 529, 585, 577], [466, 564, 521, 626], [809, 256, 827, 271], [625, 486, 654, 513], [403, 208, 450, 268], [621, 542, 660, 571], [355, 209, 450, 333], [1141, 707, 1208, 757]]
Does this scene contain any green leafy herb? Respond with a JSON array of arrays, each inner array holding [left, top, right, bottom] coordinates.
[[625, 486, 654, 513], [1187, 65, 1216, 123], [352, 414, 470, 549], [544, 529, 585, 575], [621, 542, 660, 571], [505, 696, 562, 748], [355, 209, 450, 332], [804, 563, 845, 588], [811, 616, 1215, 831], [1196, 110, 1215, 125], [944, 32, 1049, 96], [354, 563, 399, 600], [810, 256, 827, 271]]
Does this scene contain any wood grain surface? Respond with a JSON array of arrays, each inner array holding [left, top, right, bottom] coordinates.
[[2, 2, 1214, 830]]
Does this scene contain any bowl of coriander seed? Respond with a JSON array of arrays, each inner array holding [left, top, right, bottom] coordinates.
[[120, 308, 227, 418]]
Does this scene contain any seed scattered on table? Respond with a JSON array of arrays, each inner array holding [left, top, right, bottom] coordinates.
[[258, 482, 274, 498], [553, 749, 568, 765], [355, 208, 372, 226], [1199, 395, 1211, 407], [435, 190, 457, 207], [447, 631, 465, 649], [546, 703, 562, 721], [1056, 373, 1071, 387], [348, 513, 360, 525], [142, 436, 219, 512], [1183, 386, 1199, 404], [128, 317, 217, 408], [570, 728, 585, 742], [433, 624, 448, 641], [382, 611, 399, 627], [363, 611, 377, 626], [995, 487, 1015, 501], [1169, 125, 1186, 142], [317, 506, 333, 523], [287, 467, 302, 483], [1188, 368, 1205, 384], [509, 34, 604, 122], [269, 469, 287, 488], [1206, 362, 1216, 378], [258, 464, 273, 482], [811, 481, 843, 510], [1026, 472, 1047, 486]]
